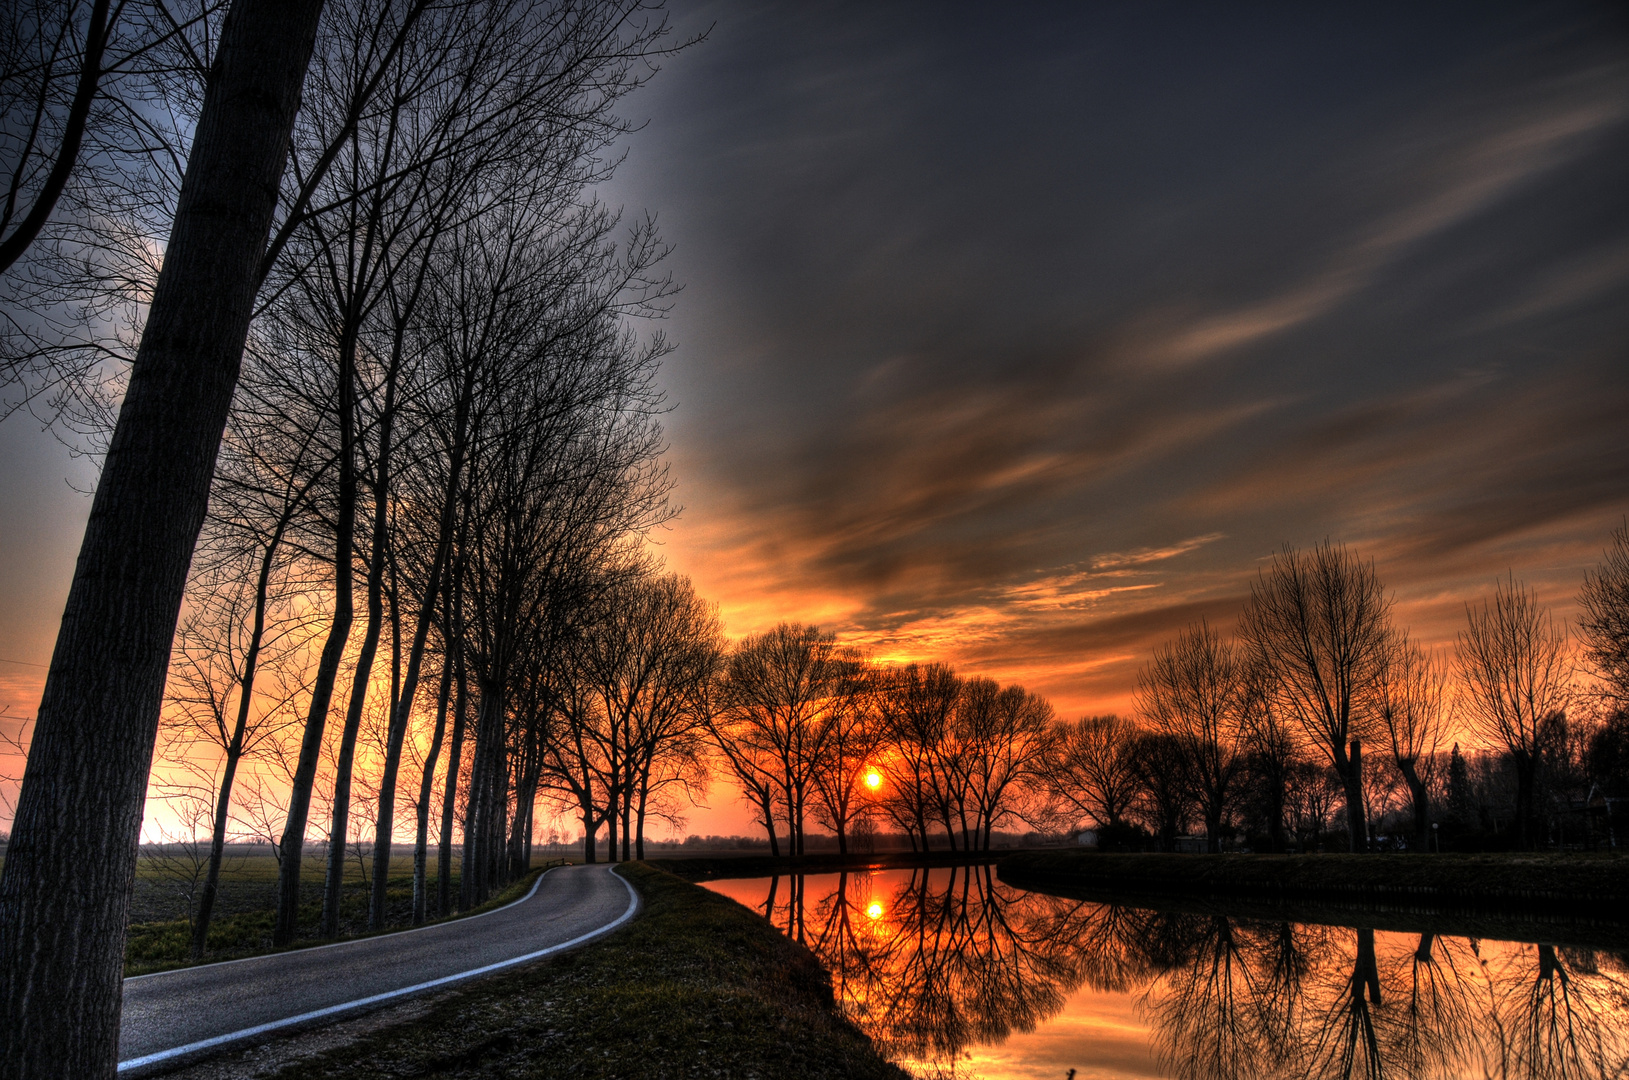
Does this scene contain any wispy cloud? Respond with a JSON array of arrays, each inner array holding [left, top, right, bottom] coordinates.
[[1091, 534, 1227, 572]]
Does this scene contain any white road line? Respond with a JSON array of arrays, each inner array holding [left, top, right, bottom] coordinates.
[[117, 865, 640, 1073]]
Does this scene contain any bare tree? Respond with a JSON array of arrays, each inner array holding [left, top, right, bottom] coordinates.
[[715, 623, 842, 857], [435, 573, 470, 912], [1238, 658, 1300, 852], [1578, 519, 1629, 708], [1373, 630, 1448, 853], [140, 788, 222, 944], [2, 1, 229, 440], [1457, 575, 1572, 849], [1044, 714, 1142, 835], [703, 686, 783, 856], [161, 385, 331, 957], [1240, 541, 1392, 853], [1131, 731, 1193, 851], [1284, 757, 1341, 850], [409, 596, 453, 923], [457, 284, 672, 903], [163, 545, 311, 958], [876, 662, 960, 852], [618, 575, 721, 859], [1495, 944, 1624, 1079], [0, 0, 112, 275], [264, 0, 687, 942], [809, 654, 884, 854], [556, 570, 720, 862], [952, 677, 1054, 850], [1138, 620, 1246, 853]]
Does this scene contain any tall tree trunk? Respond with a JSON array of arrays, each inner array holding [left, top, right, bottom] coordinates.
[[607, 735, 621, 862], [757, 787, 780, 857], [0, 4, 323, 1074], [370, 391, 470, 927], [1265, 766, 1288, 853], [193, 744, 242, 961], [193, 523, 286, 959], [275, 343, 358, 946], [506, 725, 540, 880], [322, 364, 399, 936], [1345, 738, 1367, 854], [635, 773, 649, 860], [1354, 927, 1382, 1004], [412, 654, 453, 924], [319, 583, 383, 935], [780, 778, 796, 858], [436, 651, 467, 915], [490, 756, 510, 889], [581, 803, 597, 863], [1515, 753, 1537, 851], [1398, 758, 1431, 854], [461, 685, 507, 906]]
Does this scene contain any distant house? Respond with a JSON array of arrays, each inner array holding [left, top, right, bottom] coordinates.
[[1174, 835, 1207, 854], [1075, 829, 1098, 849]]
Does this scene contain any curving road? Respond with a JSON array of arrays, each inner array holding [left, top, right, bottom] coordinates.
[[117, 863, 638, 1075]]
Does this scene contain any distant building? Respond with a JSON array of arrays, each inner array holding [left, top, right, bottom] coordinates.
[[1174, 835, 1207, 854], [1075, 829, 1098, 849]]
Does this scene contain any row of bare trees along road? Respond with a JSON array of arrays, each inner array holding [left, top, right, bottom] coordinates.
[[0, 2, 693, 1076]]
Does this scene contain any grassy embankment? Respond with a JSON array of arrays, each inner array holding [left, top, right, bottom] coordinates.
[[998, 850, 1629, 916], [124, 854, 557, 977], [174, 863, 906, 1080]]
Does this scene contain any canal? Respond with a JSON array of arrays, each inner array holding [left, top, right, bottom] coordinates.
[[703, 863, 1629, 1079]]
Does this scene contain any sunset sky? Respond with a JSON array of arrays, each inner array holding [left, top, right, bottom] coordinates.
[[2, 1, 1628, 836], [605, 1, 1629, 711]]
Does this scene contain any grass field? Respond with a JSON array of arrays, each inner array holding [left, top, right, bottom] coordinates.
[[166, 864, 908, 1080], [123, 851, 557, 977]]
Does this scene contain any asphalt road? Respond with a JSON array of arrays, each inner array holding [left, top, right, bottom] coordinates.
[[117, 863, 638, 1075]]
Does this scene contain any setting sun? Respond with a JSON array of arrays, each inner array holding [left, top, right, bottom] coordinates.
[[866, 901, 884, 920], [863, 770, 883, 791]]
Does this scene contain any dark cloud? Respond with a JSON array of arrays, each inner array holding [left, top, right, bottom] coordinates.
[[605, 0, 1629, 713], [14, 2, 1621, 726]]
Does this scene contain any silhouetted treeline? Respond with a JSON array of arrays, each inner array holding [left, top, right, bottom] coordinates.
[[145, 511, 1629, 974]]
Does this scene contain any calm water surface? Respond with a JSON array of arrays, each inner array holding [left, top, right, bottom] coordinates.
[[702, 866, 1629, 1080]]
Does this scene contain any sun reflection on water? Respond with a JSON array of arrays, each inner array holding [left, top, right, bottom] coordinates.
[[703, 867, 1629, 1080]]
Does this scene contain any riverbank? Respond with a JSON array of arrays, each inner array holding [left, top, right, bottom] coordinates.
[[161, 864, 907, 1080], [998, 850, 1629, 916], [648, 847, 1027, 882]]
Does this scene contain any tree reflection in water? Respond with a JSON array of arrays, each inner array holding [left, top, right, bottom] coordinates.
[[1495, 945, 1624, 1080], [733, 869, 1629, 1080], [1380, 933, 1483, 1080]]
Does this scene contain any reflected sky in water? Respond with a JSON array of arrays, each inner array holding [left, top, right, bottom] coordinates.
[[703, 868, 1629, 1080]]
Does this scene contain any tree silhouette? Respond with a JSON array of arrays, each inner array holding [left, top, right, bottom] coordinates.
[[1241, 542, 1391, 853]]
